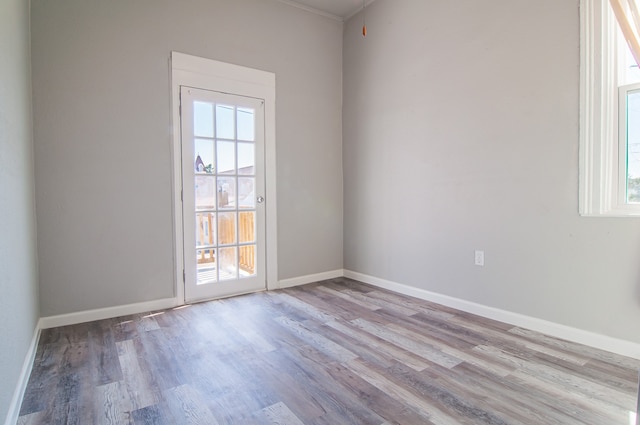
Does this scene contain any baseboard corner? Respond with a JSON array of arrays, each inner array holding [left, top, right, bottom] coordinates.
[[4, 320, 41, 425]]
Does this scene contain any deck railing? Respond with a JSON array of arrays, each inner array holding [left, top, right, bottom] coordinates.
[[196, 212, 255, 275]]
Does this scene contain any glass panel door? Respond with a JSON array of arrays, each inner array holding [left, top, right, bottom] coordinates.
[[181, 86, 265, 302]]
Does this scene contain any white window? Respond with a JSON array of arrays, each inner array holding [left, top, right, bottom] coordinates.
[[580, 0, 640, 215], [619, 81, 640, 202]]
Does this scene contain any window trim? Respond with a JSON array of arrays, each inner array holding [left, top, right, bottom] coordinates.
[[580, 0, 640, 216]]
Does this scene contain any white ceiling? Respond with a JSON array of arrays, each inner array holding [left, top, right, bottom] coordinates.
[[277, 0, 375, 20]]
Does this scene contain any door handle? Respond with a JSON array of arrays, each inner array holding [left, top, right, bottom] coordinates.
[[257, 196, 265, 203]]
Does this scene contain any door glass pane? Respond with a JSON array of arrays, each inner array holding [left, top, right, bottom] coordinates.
[[238, 177, 255, 209], [237, 107, 255, 141], [195, 139, 215, 174], [194, 102, 213, 138], [196, 212, 215, 248], [239, 211, 255, 243], [217, 141, 235, 175], [238, 143, 255, 175], [195, 176, 216, 210], [239, 245, 256, 277], [627, 89, 640, 202], [216, 104, 235, 139], [197, 248, 216, 284], [217, 177, 236, 209], [218, 212, 236, 245], [219, 247, 238, 281]]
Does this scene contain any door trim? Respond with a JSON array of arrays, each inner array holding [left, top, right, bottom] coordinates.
[[170, 52, 278, 304]]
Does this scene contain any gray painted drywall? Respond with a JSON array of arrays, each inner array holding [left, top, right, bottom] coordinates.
[[0, 0, 40, 421], [31, 0, 344, 316], [343, 0, 640, 344]]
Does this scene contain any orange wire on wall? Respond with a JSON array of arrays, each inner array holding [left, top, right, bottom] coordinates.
[[362, 0, 367, 37]]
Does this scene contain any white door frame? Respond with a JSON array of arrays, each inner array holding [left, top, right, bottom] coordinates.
[[170, 51, 278, 303]]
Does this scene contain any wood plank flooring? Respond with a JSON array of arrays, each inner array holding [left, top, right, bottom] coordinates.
[[17, 278, 640, 424]]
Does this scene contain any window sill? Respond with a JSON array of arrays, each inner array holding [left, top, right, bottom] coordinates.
[[580, 204, 640, 217]]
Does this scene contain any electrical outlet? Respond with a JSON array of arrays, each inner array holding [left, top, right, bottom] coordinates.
[[475, 250, 484, 266]]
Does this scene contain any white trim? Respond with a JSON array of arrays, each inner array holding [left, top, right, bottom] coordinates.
[[3, 322, 40, 425], [264, 90, 279, 292], [278, 269, 344, 289], [169, 54, 185, 305], [274, 0, 342, 21], [580, 0, 640, 216], [344, 270, 640, 360], [273, 0, 378, 22], [580, 0, 618, 215], [39, 298, 179, 329], [344, 0, 378, 21], [170, 52, 278, 297]]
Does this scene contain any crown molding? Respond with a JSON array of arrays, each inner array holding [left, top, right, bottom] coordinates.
[[274, 0, 379, 22], [274, 0, 343, 21], [344, 0, 377, 21]]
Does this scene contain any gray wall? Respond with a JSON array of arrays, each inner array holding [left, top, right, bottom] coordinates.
[[343, 0, 640, 344], [31, 0, 344, 316], [0, 0, 40, 421]]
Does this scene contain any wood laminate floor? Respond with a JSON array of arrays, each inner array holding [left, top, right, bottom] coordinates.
[[17, 278, 640, 424]]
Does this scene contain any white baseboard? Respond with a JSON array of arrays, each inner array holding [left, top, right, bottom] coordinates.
[[39, 297, 180, 329], [344, 270, 640, 360], [4, 321, 41, 425], [278, 269, 344, 289]]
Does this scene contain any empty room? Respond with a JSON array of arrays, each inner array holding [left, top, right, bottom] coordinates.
[[2, 0, 640, 423]]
